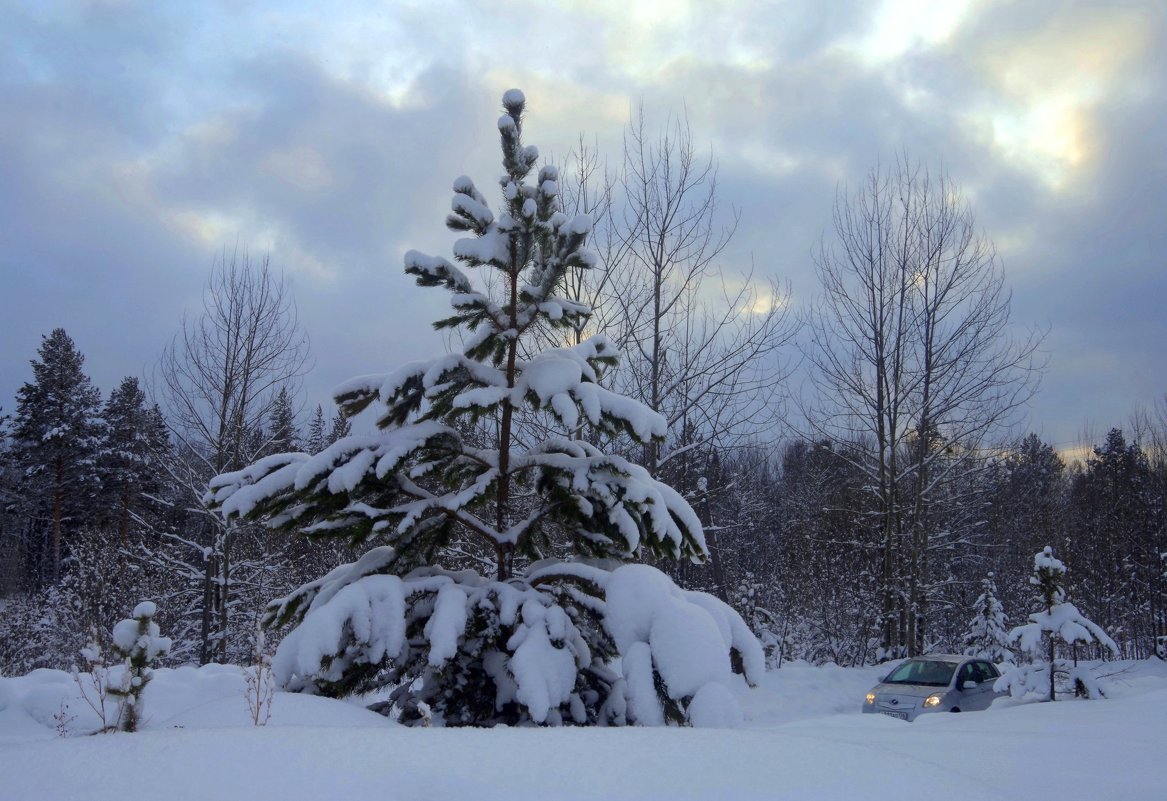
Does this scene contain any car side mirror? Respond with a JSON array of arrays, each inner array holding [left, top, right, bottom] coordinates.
[[961, 680, 977, 691]]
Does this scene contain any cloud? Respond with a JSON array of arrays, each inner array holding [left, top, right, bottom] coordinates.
[[1, 0, 1163, 448]]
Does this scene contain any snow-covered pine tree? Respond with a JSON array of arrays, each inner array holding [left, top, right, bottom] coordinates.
[[325, 408, 350, 446], [98, 377, 170, 545], [996, 546, 1118, 701], [305, 405, 327, 454], [265, 386, 300, 455], [961, 573, 1010, 663], [206, 90, 762, 727], [106, 601, 172, 732], [12, 329, 103, 586]]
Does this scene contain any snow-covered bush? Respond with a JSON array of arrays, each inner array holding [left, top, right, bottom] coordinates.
[[995, 547, 1117, 702], [71, 628, 117, 733], [206, 89, 761, 727], [244, 621, 275, 726], [961, 574, 1011, 663]]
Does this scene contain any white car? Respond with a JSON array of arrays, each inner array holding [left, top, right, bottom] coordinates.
[[862, 654, 1003, 721]]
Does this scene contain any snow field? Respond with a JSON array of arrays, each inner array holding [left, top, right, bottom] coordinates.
[[2, 659, 1164, 800]]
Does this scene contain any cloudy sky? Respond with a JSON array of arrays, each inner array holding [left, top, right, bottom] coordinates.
[[2, 0, 1163, 453]]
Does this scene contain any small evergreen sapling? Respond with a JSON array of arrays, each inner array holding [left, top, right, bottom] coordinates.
[[107, 601, 172, 731], [206, 90, 762, 727], [995, 547, 1118, 702], [961, 573, 1011, 663]]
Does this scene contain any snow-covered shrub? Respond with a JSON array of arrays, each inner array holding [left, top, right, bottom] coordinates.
[[70, 629, 117, 733], [994, 660, 1111, 702], [961, 573, 1011, 663], [995, 547, 1117, 702], [106, 601, 171, 731], [0, 529, 175, 676], [0, 587, 83, 675], [206, 90, 761, 727]]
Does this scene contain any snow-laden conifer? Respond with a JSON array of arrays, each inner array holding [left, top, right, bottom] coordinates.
[[961, 573, 1010, 663], [995, 547, 1118, 702], [98, 376, 169, 543], [12, 328, 103, 585], [206, 90, 761, 726], [265, 386, 300, 455], [306, 405, 328, 454], [106, 601, 171, 731]]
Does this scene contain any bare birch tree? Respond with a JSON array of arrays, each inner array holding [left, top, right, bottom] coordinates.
[[153, 253, 310, 663], [605, 108, 795, 599], [802, 159, 1044, 658]]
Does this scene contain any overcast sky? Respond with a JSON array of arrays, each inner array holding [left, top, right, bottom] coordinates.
[[2, 0, 1164, 453]]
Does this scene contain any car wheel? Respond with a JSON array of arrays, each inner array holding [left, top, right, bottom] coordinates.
[[950, 707, 960, 713]]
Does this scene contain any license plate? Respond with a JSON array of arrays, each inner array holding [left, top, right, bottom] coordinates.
[[880, 710, 909, 720]]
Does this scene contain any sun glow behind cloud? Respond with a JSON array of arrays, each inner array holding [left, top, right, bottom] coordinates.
[[971, 10, 1152, 189], [833, 0, 1154, 190], [845, 0, 976, 64]]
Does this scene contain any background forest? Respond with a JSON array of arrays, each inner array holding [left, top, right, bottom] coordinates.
[[2, 112, 1164, 677]]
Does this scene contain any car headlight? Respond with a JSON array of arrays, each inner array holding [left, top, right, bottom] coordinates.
[[923, 694, 943, 708], [865, 692, 876, 705]]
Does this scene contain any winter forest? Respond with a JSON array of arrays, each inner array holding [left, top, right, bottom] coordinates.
[[2, 87, 1167, 686], [2, 85, 1166, 796]]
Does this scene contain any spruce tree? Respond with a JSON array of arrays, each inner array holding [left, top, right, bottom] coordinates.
[[12, 329, 103, 586], [326, 408, 350, 446], [98, 377, 170, 545], [207, 90, 762, 727], [305, 404, 327, 454], [265, 386, 300, 455], [961, 573, 1010, 663]]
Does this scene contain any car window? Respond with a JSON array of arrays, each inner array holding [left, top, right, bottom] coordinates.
[[885, 659, 958, 686], [976, 661, 999, 681]]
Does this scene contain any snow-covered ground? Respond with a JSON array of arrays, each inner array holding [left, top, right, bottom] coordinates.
[[1, 659, 1163, 800]]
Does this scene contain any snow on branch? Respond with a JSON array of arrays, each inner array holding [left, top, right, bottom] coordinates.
[[1009, 602, 1119, 657]]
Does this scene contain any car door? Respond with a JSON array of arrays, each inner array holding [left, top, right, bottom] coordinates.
[[964, 661, 998, 710], [976, 661, 1002, 707]]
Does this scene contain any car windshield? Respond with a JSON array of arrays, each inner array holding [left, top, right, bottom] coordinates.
[[883, 659, 958, 687]]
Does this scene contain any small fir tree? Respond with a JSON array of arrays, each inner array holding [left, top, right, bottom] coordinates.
[[206, 90, 762, 727], [997, 547, 1118, 702], [305, 404, 328, 454], [325, 408, 350, 446], [961, 573, 1011, 663], [265, 386, 300, 455], [106, 601, 172, 732]]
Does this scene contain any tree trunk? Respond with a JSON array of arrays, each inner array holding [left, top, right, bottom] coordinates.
[[700, 492, 728, 603], [493, 235, 521, 582], [200, 549, 214, 665], [1048, 634, 1057, 702], [52, 458, 63, 585]]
